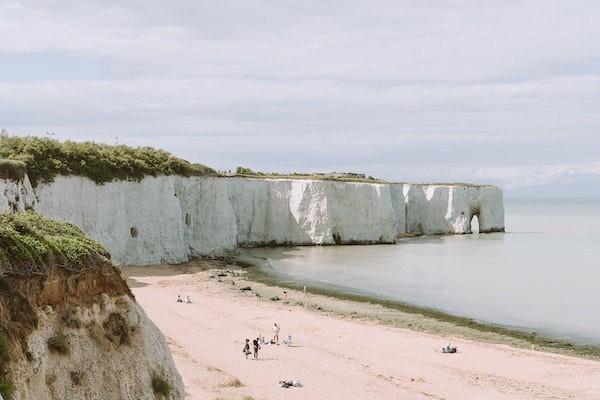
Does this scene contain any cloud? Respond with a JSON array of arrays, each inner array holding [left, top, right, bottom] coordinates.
[[473, 162, 600, 189], [0, 1, 599, 194]]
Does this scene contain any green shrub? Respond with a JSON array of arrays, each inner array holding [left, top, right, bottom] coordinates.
[[0, 378, 15, 400], [236, 166, 261, 176], [47, 335, 69, 355], [0, 211, 109, 274], [151, 372, 171, 397], [0, 135, 217, 186]]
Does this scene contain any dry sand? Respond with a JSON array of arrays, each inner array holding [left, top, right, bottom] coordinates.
[[124, 263, 600, 400]]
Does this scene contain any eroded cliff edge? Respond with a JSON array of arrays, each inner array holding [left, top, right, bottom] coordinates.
[[0, 212, 184, 400], [18, 175, 505, 266]]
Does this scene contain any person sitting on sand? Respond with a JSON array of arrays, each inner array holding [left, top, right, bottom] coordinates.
[[442, 343, 457, 353], [176, 294, 183, 303], [272, 323, 280, 345], [243, 339, 251, 359], [283, 335, 293, 345], [185, 295, 192, 304], [279, 380, 303, 388], [253, 337, 261, 359]]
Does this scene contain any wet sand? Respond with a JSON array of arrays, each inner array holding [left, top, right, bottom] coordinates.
[[124, 262, 600, 400]]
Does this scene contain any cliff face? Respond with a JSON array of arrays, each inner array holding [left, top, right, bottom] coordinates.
[[2, 264, 184, 400], [8, 175, 504, 266], [0, 212, 184, 400]]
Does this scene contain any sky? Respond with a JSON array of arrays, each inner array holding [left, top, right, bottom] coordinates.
[[1, 1, 599, 196]]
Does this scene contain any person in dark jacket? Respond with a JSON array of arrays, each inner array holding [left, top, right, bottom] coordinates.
[[253, 337, 261, 359]]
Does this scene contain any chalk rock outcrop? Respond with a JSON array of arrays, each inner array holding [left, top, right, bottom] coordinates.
[[0, 174, 36, 212], [398, 183, 505, 235]]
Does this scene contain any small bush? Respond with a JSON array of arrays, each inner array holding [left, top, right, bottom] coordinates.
[[60, 308, 82, 329], [219, 378, 244, 388], [70, 370, 84, 386], [151, 372, 171, 397], [103, 312, 130, 346], [47, 335, 69, 355]]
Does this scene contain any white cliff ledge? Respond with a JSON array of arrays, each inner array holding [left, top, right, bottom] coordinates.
[[1, 175, 504, 265]]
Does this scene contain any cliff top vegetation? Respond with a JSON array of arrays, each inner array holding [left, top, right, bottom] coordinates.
[[0, 159, 26, 181], [0, 133, 217, 186], [234, 166, 385, 184], [0, 211, 110, 275]]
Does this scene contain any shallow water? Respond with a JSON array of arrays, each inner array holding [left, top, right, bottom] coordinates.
[[243, 198, 600, 344]]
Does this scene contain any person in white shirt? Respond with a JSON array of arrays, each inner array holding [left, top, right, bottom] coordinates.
[[272, 323, 280, 344]]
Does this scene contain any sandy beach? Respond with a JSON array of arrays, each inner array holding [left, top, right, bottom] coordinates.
[[124, 263, 600, 400]]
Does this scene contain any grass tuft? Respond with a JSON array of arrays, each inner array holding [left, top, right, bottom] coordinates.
[[151, 372, 171, 397], [47, 335, 69, 355], [218, 378, 244, 388], [0, 378, 15, 400]]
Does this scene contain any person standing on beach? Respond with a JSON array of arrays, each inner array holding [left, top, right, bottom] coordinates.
[[253, 337, 261, 359], [272, 323, 280, 345], [243, 339, 251, 359]]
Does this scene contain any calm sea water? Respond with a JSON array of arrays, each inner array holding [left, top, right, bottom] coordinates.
[[243, 198, 600, 344]]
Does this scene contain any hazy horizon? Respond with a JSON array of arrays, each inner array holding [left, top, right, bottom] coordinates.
[[2, 1, 599, 196]]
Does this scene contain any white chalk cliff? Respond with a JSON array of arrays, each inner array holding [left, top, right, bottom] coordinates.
[[1, 174, 504, 266]]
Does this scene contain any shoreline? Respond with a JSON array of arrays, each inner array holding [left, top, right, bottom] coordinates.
[[123, 260, 600, 399], [236, 256, 600, 360]]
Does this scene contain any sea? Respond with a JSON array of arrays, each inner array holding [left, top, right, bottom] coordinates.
[[242, 198, 600, 344]]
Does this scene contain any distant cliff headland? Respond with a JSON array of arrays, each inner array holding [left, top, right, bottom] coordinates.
[[0, 135, 505, 266]]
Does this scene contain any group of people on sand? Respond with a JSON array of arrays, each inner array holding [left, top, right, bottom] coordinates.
[[176, 294, 192, 304], [243, 323, 287, 360]]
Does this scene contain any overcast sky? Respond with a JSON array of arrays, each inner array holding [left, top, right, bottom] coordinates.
[[1, 1, 599, 196]]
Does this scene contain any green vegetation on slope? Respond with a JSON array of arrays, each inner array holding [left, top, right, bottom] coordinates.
[[0, 134, 217, 186], [151, 372, 171, 397], [0, 212, 110, 275]]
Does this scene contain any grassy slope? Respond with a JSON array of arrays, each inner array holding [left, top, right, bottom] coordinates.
[[0, 212, 110, 275]]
